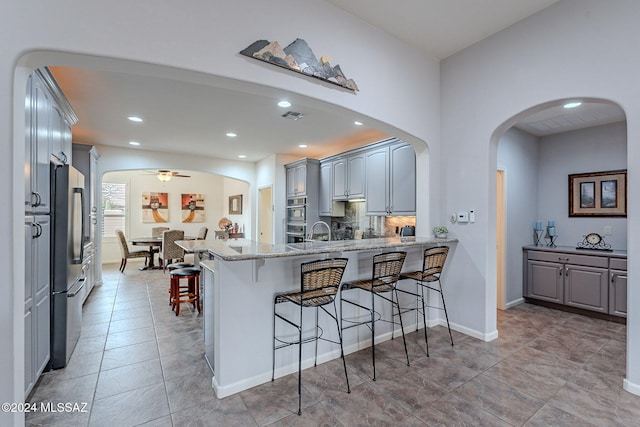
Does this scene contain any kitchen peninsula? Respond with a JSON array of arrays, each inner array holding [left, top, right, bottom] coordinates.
[[180, 236, 457, 398]]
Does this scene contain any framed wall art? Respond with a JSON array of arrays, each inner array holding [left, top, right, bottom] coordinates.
[[181, 193, 205, 223], [229, 194, 243, 215], [569, 170, 627, 217], [142, 192, 169, 223]]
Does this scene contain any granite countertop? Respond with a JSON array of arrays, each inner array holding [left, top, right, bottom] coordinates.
[[522, 244, 627, 258], [180, 236, 458, 261]]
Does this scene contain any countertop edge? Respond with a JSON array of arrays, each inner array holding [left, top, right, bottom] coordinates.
[[522, 244, 627, 258], [210, 237, 458, 261]]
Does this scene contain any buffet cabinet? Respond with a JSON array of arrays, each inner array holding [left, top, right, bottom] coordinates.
[[523, 246, 627, 318]]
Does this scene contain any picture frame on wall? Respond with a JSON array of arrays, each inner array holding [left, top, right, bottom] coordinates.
[[229, 194, 243, 214], [569, 170, 627, 217]]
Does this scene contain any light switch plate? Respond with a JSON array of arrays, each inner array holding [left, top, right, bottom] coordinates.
[[457, 211, 469, 223]]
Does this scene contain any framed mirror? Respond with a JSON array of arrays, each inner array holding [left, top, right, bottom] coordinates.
[[229, 194, 243, 214]]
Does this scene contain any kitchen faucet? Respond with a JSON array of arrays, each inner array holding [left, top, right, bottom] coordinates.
[[308, 221, 332, 241]]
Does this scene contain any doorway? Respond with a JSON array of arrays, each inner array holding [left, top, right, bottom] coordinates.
[[496, 169, 505, 310], [258, 186, 273, 244]]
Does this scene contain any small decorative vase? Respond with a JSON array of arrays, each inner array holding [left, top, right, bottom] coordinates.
[[436, 233, 448, 239]]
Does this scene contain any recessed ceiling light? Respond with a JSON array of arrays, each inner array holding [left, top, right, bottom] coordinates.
[[563, 102, 582, 109], [278, 100, 291, 108], [128, 116, 143, 122], [298, 144, 308, 148], [238, 154, 247, 159], [354, 121, 363, 126], [226, 132, 237, 137], [128, 141, 141, 146]]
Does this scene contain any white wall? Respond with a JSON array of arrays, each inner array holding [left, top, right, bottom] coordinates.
[[442, 0, 639, 395], [538, 121, 627, 248], [498, 127, 539, 305], [2, 2, 440, 420]]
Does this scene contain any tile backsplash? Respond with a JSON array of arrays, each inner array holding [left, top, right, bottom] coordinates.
[[321, 201, 415, 239]]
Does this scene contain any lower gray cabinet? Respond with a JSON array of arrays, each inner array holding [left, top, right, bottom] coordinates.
[[564, 265, 608, 313], [523, 247, 626, 318], [527, 260, 563, 303]]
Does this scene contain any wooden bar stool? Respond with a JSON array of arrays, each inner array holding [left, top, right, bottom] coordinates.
[[166, 262, 195, 306], [169, 267, 201, 316]]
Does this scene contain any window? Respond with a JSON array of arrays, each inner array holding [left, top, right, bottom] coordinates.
[[102, 182, 126, 237]]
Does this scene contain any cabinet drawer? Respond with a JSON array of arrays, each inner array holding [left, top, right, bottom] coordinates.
[[526, 250, 607, 268], [610, 258, 627, 271]]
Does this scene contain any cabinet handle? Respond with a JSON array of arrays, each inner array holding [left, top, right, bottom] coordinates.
[[61, 152, 68, 164], [558, 257, 570, 262], [559, 267, 563, 276], [611, 273, 617, 283], [32, 222, 42, 238], [31, 191, 40, 207]]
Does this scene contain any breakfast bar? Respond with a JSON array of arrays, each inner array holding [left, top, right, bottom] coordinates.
[[181, 236, 457, 398]]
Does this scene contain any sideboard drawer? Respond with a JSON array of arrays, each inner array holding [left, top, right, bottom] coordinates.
[[526, 250, 608, 268], [610, 258, 627, 271]]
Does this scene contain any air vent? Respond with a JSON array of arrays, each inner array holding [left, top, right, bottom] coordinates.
[[281, 111, 304, 120]]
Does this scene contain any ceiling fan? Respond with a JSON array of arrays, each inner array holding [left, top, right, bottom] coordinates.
[[145, 169, 191, 182]]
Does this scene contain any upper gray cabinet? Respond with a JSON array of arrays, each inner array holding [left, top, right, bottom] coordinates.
[[286, 162, 307, 198], [25, 69, 77, 213], [319, 161, 333, 215], [332, 153, 365, 200], [365, 141, 416, 216]]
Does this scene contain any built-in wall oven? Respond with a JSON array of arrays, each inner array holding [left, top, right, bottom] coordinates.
[[286, 196, 307, 243]]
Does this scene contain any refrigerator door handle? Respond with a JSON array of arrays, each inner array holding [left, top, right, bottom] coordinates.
[[67, 278, 85, 298], [71, 187, 84, 264]]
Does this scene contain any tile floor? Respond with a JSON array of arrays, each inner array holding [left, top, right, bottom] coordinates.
[[26, 261, 640, 426]]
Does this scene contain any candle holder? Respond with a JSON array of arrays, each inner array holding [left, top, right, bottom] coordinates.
[[533, 229, 544, 246], [545, 225, 557, 247]]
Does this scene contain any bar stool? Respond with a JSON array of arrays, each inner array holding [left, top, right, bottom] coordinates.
[[170, 267, 201, 316], [399, 246, 453, 348], [166, 262, 195, 305], [272, 258, 350, 416], [340, 251, 408, 381]]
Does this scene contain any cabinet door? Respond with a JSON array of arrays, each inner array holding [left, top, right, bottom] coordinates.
[[365, 148, 389, 215], [319, 162, 333, 215], [33, 216, 51, 376], [609, 269, 627, 317], [32, 75, 52, 213], [564, 265, 608, 313], [347, 154, 365, 198], [389, 143, 416, 215], [286, 167, 298, 197], [332, 158, 347, 200], [50, 106, 70, 164], [527, 260, 563, 303], [24, 218, 35, 396]]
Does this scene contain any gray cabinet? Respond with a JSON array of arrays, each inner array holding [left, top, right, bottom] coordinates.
[[609, 258, 627, 317], [526, 260, 563, 303], [523, 247, 626, 318], [286, 162, 307, 197], [24, 215, 51, 396], [365, 141, 416, 216], [332, 153, 365, 200]]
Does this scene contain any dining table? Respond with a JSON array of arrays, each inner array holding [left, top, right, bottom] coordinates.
[[130, 235, 196, 270]]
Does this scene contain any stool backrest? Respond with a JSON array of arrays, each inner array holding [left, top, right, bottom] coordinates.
[[300, 258, 349, 304], [115, 229, 130, 257], [421, 246, 449, 282], [372, 251, 406, 284]]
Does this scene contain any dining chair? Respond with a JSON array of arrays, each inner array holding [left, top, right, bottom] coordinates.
[[159, 229, 185, 271], [272, 257, 350, 415], [197, 226, 208, 240], [151, 226, 169, 237], [115, 229, 151, 273]]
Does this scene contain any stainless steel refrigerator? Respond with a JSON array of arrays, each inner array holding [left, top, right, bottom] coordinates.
[[49, 163, 85, 369]]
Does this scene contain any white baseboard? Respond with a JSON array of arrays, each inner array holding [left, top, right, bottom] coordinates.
[[624, 378, 640, 397], [504, 298, 525, 310]]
